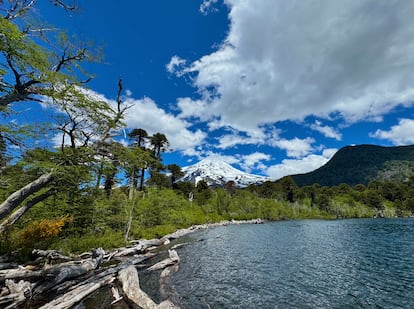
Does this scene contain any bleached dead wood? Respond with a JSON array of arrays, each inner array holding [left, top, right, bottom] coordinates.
[[0, 263, 18, 270], [0, 248, 105, 294], [0, 189, 56, 234], [114, 239, 164, 258], [0, 173, 54, 221], [32, 249, 72, 262], [111, 286, 123, 304], [49, 252, 155, 300], [38, 274, 115, 309], [0, 267, 44, 282], [159, 263, 180, 302], [34, 248, 105, 294], [0, 279, 32, 309], [147, 250, 180, 272], [118, 265, 158, 309]]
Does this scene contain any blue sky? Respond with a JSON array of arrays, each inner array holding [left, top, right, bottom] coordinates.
[[17, 0, 414, 179]]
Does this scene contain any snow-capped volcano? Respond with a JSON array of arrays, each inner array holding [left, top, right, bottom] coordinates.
[[179, 158, 275, 188]]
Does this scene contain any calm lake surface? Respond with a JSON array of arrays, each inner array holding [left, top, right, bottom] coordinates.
[[172, 219, 414, 308]]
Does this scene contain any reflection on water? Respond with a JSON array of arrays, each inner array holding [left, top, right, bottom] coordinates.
[[172, 219, 414, 308]]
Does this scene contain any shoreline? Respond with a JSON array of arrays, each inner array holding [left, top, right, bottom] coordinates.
[[160, 218, 265, 243]]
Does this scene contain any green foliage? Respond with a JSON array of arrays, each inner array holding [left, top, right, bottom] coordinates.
[[291, 145, 414, 187], [3, 171, 414, 259]]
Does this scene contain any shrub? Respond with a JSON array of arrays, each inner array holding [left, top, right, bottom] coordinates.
[[20, 216, 73, 247]]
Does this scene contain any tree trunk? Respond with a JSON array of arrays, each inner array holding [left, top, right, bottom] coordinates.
[[38, 275, 115, 309], [139, 167, 146, 191], [0, 189, 55, 233], [0, 173, 54, 220], [118, 265, 158, 309]]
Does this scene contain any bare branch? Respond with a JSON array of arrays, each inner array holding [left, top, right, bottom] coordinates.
[[3, 0, 36, 20], [6, 55, 23, 89], [49, 0, 78, 12], [54, 47, 87, 72]]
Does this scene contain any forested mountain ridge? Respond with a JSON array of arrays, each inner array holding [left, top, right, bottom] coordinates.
[[290, 144, 414, 187]]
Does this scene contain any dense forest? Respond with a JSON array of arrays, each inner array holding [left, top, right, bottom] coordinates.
[[1, 1, 414, 263], [291, 144, 414, 186]]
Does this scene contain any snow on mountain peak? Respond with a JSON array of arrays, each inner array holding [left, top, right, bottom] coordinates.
[[179, 158, 275, 188]]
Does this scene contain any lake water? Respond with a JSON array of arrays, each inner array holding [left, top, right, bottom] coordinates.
[[172, 219, 414, 308]]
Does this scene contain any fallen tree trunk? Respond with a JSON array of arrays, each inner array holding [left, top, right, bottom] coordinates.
[[34, 248, 105, 294], [31, 249, 72, 262], [118, 265, 158, 309], [0, 248, 104, 286], [38, 274, 115, 309], [0, 279, 32, 309], [114, 239, 164, 258], [147, 250, 180, 272], [159, 263, 180, 303]]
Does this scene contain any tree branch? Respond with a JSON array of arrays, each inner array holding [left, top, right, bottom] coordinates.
[[0, 173, 54, 220], [49, 0, 78, 12], [0, 188, 56, 233], [54, 48, 87, 72], [3, 0, 36, 20]]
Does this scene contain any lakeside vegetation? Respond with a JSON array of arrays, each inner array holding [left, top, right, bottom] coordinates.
[[1, 169, 414, 260]]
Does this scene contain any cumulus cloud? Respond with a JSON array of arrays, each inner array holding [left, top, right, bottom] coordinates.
[[238, 152, 271, 173], [370, 118, 414, 145], [217, 132, 264, 149], [122, 96, 207, 151], [270, 137, 315, 158], [176, 97, 209, 120], [178, 0, 414, 132], [266, 148, 337, 180], [310, 120, 342, 140]]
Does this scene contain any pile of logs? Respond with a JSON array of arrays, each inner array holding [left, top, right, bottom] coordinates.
[[0, 240, 181, 308]]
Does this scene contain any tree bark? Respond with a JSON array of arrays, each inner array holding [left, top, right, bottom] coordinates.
[[118, 265, 158, 309], [38, 275, 115, 309], [0, 188, 55, 233], [0, 173, 54, 220]]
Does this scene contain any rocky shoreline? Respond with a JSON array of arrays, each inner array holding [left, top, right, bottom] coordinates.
[[0, 218, 264, 308]]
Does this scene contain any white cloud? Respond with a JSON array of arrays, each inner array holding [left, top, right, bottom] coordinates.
[[166, 55, 187, 75], [176, 97, 209, 120], [200, 0, 219, 15], [270, 137, 315, 158], [123, 97, 207, 151], [202, 153, 239, 165], [217, 132, 263, 149], [238, 152, 271, 172], [370, 118, 414, 145], [178, 0, 414, 132], [310, 120, 342, 140], [266, 148, 337, 180]]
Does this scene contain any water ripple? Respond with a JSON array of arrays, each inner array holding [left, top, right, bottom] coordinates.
[[173, 219, 414, 309]]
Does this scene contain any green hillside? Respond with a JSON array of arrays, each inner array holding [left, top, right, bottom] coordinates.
[[291, 145, 414, 187]]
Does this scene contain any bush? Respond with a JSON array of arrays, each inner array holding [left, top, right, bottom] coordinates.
[[20, 216, 73, 248]]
